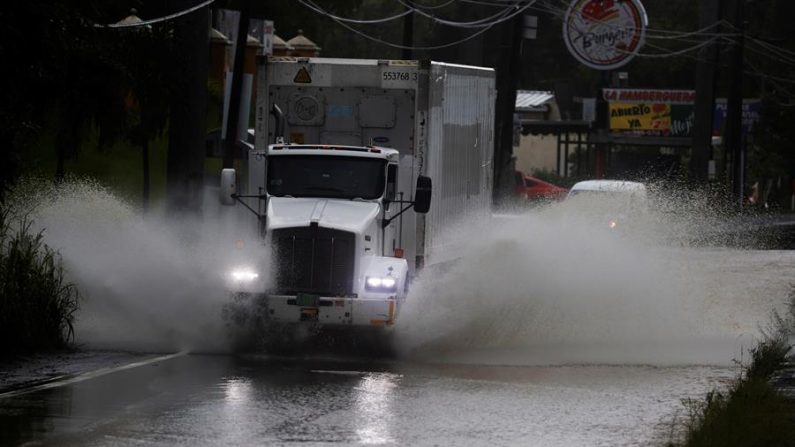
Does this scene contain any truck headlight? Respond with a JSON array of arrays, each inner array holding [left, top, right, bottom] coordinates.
[[366, 276, 397, 292], [229, 268, 259, 282]]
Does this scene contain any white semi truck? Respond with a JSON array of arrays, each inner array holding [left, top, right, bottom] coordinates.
[[221, 57, 495, 329]]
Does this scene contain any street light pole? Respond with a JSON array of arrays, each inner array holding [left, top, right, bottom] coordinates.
[[726, 0, 746, 206], [166, 0, 210, 215], [493, 14, 524, 207], [691, 0, 720, 183]]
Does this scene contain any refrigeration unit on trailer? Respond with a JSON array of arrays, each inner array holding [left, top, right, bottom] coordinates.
[[221, 57, 495, 329]]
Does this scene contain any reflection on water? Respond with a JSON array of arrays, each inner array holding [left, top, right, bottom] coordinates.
[[223, 377, 253, 404], [0, 355, 740, 446], [353, 372, 401, 445]]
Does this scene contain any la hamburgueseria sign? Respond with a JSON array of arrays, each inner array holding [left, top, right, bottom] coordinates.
[[604, 88, 761, 137], [563, 0, 648, 70]]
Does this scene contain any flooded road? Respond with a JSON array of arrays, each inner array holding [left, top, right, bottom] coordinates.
[[6, 183, 794, 446], [0, 354, 735, 447], [1, 247, 793, 446]]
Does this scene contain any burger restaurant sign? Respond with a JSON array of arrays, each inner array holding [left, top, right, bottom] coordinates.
[[563, 0, 648, 70]]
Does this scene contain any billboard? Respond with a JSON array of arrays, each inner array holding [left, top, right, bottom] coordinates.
[[603, 89, 760, 137]]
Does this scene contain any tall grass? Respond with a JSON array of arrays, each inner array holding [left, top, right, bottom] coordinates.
[[667, 289, 795, 447], [0, 207, 79, 356]]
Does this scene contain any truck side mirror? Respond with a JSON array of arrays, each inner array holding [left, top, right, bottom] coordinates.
[[220, 168, 236, 206], [414, 175, 432, 214]]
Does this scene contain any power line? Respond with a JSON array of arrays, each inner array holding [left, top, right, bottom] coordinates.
[[301, 0, 795, 89], [300, 0, 524, 29], [396, 0, 524, 28], [631, 37, 723, 59], [531, 1, 737, 42], [297, 2, 413, 25], [297, 0, 536, 51], [405, 0, 459, 10]]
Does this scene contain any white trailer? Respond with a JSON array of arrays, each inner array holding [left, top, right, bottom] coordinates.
[[222, 57, 495, 329]]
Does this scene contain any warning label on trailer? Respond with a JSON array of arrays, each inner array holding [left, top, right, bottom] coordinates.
[[293, 67, 312, 84]]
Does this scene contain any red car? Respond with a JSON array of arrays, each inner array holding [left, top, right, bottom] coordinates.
[[514, 171, 568, 201]]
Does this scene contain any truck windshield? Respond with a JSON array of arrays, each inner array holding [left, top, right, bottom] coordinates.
[[267, 155, 386, 200]]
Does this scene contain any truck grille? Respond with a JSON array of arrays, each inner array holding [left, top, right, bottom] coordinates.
[[271, 225, 356, 296]]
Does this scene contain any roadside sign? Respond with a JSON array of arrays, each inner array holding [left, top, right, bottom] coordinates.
[[563, 0, 648, 70], [603, 88, 760, 137]]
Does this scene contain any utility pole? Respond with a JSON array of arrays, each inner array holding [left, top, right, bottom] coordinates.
[[167, 0, 209, 215], [726, 0, 745, 206], [493, 14, 523, 207], [222, 1, 251, 169], [402, 8, 414, 60], [691, 0, 720, 182]]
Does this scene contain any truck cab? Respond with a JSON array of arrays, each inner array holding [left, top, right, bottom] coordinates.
[[221, 143, 431, 328]]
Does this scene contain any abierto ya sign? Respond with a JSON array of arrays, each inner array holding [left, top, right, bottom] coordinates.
[[603, 88, 761, 138], [606, 88, 694, 137], [563, 0, 648, 70]]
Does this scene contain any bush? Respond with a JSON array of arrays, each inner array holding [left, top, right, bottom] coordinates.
[[0, 207, 79, 356], [667, 289, 795, 447]]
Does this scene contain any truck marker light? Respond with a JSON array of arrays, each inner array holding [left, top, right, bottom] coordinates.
[[366, 276, 398, 292], [394, 248, 404, 258], [230, 269, 259, 281]]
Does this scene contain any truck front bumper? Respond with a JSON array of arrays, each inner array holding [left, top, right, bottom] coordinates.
[[266, 294, 398, 327]]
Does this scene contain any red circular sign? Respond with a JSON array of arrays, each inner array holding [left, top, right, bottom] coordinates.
[[563, 0, 648, 70]]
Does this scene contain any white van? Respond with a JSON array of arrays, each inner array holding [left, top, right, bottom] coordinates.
[[566, 180, 649, 229]]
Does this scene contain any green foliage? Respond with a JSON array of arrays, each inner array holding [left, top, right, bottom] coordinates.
[[674, 376, 795, 447], [0, 207, 79, 356], [667, 288, 795, 447]]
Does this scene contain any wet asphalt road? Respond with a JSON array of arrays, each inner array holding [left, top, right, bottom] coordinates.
[[0, 353, 732, 447]]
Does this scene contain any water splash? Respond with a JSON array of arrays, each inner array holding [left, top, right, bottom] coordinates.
[[9, 178, 265, 353], [9, 177, 793, 365], [395, 187, 795, 366]]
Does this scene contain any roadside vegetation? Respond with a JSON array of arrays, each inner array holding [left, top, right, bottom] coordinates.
[[0, 206, 79, 357], [666, 290, 795, 447]]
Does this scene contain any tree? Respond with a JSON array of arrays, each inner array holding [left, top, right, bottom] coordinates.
[[115, 23, 173, 211], [0, 0, 130, 194]]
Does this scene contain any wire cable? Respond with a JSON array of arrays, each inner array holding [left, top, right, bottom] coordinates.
[[405, 0, 458, 10], [396, 0, 524, 27], [296, 2, 414, 24], [298, 0, 536, 50]]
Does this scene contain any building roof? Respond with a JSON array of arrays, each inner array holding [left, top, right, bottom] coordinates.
[[114, 9, 145, 27], [210, 28, 232, 45], [246, 34, 263, 47], [273, 33, 293, 51], [286, 29, 321, 51], [515, 90, 554, 112]]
